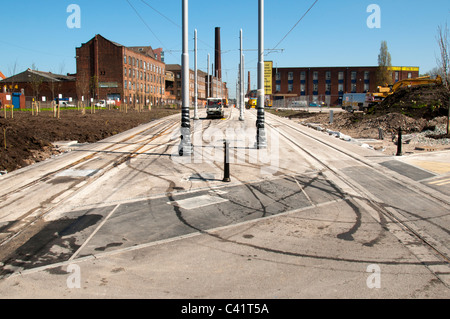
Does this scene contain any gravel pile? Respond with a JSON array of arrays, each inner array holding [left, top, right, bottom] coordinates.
[[411, 123, 450, 146]]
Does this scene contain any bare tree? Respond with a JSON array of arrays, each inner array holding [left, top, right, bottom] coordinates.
[[426, 66, 443, 79], [76, 70, 89, 114], [30, 64, 43, 101], [436, 23, 450, 135], [436, 23, 450, 89], [89, 75, 99, 113]]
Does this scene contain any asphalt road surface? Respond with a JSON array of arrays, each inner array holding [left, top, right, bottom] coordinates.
[[0, 107, 449, 299]]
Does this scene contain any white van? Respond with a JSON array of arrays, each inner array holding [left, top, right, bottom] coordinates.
[[206, 98, 225, 118]]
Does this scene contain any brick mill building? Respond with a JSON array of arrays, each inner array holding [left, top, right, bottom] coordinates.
[[76, 34, 166, 107], [271, 65, 419, 106], [165, 64, 228, 106]]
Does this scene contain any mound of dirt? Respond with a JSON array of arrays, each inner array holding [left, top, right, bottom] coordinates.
[[370, 84, 450, 119], [284, 111, 440, 138], [0, 108, 180, 173], [274, 83, 449, 139]]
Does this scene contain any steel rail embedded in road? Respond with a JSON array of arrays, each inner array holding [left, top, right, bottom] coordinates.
[[0, 115, 179, 201], [258, 110, 450, 271], [0, 117, 180, 249]]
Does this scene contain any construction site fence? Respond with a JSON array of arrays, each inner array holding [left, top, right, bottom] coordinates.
[[22, 97, 181, 110], [272, 95, 343, 109]]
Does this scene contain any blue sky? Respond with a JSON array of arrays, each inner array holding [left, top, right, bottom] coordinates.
[[0, 0, 449, 98]]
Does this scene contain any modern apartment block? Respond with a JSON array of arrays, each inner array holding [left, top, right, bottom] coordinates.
[[76, 34, 166, 106], [271, 66, 419, 105]]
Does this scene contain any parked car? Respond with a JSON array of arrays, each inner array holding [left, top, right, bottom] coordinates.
[[58, 100, 75, 108], [95, 100, 106, 108]]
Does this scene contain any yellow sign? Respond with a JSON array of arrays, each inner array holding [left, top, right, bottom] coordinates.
[[264, 61, 273, 95], [388, 66, 420, 72]]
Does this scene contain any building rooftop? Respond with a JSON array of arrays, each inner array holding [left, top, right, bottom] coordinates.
[[0, 69, 76, 83]]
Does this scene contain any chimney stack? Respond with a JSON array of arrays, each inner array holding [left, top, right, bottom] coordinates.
[[215, 27, 222, 80]]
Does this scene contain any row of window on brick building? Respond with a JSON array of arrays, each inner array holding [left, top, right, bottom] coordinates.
[[123, 55, 164, 95], [275, 69, 415, 95], [124, 55, 164, 75], [275, 70, 372, 94]]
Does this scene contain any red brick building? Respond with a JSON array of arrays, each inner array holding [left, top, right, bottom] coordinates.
[[76, 34, 166, 106], [0, 69, 77, 107], [271, 66, 419, 106], [166, 64, 228, 106]]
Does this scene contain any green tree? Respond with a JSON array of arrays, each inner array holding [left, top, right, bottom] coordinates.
[[376, 41, 393, 87]]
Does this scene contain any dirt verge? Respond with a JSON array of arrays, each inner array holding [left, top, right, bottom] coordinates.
[[0, 108, 180, 173]]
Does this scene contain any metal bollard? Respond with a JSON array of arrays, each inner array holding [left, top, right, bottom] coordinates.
[[396, 128, 403, 156], [378, 127, 384, 140], [223, 140, 231, 182]]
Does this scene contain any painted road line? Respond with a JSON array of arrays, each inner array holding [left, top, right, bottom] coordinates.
[[5, 198, 346, 278], [435, 180, 450, 186], [68, 204, 120, 261], [428, 178, 450, 186]]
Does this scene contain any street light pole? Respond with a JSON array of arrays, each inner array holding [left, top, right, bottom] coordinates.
[[256, 0, 267, 148], [194, 29, 199, 120], [179, 0, 193, 156]]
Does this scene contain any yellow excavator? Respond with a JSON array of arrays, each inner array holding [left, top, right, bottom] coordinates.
[[369, 75, 443, 104]]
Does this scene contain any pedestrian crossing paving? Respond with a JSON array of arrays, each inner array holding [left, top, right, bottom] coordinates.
[[427, 177, 450, 186]]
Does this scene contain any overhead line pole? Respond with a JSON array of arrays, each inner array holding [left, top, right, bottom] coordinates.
[[207, 54, 210, 99], [179, 0, 193, 156], [239, 29, 245, 121], [194, 29, 199, 120], [256, 0, 267, 148]]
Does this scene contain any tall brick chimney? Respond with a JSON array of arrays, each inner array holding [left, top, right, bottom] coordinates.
[[215, 27, 221, 80]]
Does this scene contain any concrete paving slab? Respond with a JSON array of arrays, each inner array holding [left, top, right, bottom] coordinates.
[[0, 108, 449, 300], [379, 160, 436, 181], [1, 198, 448, 299]]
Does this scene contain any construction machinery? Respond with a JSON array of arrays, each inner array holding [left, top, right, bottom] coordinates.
[[245, 89, 272, 108], [369, 75, 443, 104]]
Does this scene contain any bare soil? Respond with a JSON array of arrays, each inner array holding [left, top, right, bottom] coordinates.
[[269, 84, 450, 156], [1, 84, 449, 174], [0, 108, 180, 173], [274, 110, 450, 155]]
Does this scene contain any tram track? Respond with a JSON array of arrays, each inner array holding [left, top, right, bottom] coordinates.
[[256, 110, 450, 268], [0, 116, 178, 201], [0, 117, 180, 249]]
